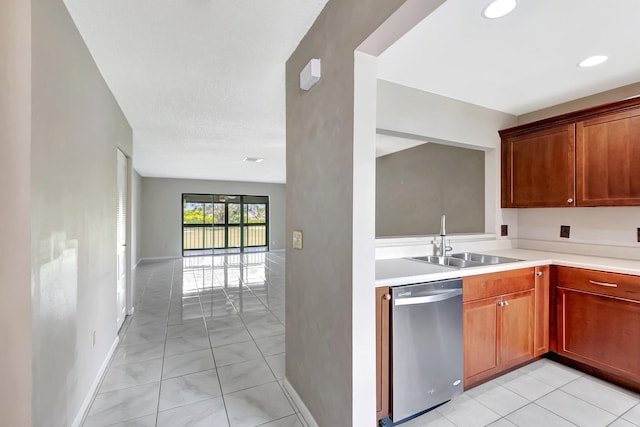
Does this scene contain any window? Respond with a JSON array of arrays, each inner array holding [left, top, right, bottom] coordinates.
[[182, 194, 269, 255]]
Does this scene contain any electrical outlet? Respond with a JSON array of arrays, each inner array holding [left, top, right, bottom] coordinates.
[[560, 225, 571, 239], [292, 230, 303, 249], [637, 227, 640, 243], [501, 225, 508, 236]]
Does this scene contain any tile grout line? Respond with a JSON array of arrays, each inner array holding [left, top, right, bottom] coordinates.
[[211, 253, 294, 423], [153, 259, 176, 427], [197, 255, 234, 427]]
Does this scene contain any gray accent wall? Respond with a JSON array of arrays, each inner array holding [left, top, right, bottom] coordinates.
[[140, 177, 286, 259], [376, 142, 485, 237], [377, 80, 519, 236], [31, 1, 133, 425], [286, 1, 446, 425], [0, 0, 32, 424]]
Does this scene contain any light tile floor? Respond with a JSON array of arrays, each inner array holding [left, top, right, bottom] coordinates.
[[83, 251, 303, 427], [401, 358, 640, 427], [82, 252, 640, 427]]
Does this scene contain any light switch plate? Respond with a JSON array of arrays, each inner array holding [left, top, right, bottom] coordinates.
[[292, 230, 303, 249]]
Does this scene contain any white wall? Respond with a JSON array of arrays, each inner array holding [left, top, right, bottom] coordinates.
[[377, 80, 519, 238], [31, 1, 133, 425], [516, 207, 640, 259], [140, 177, 286, 259], [0, 0, 32, 424]]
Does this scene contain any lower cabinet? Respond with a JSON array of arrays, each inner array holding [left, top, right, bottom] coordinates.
[[534, 265, 550, 356], [556, 267, 640, 386], [463, 268, 535, 388], [375, 286, 391, 421]]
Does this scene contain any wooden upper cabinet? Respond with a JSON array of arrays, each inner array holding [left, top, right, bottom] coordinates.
[[576, 108, 640, 206], [500, 98, 640, 208], [501, 124, 576, 207]]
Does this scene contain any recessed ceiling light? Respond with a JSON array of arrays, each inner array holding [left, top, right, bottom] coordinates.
[[243, 157, 264, 163], [482, 0, 517, 19], [578, 55, 608, 68]]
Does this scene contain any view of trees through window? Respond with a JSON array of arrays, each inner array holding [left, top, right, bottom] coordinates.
[[182, 194, 269, 255]]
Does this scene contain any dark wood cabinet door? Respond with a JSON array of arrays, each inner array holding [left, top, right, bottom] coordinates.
[[375, 287, 391, 421], [502, 124, 576, 207], [500, 290, 535, 369], [534, 266, 550, 356], [463, 297, 499, 387], [557, 288, 640, 384], [576, 108, 640, 206]]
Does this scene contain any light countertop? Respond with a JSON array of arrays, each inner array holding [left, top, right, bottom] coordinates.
[[376, 248, 640, 287]]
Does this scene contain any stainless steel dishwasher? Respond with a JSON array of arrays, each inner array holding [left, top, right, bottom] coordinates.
[[391, 278, 463, 423]]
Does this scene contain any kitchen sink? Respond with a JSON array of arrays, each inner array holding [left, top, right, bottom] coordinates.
[[450, 252, 522, 265], [411, 253, 522, 269], [411, 255, 486, 269]]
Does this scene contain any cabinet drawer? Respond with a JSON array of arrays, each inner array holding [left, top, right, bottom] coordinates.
[[557, 267, 640, 302], [464, 268, 534, 302]]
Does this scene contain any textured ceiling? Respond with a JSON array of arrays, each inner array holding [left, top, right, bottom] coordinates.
[[378, 0, 640, 115], [64, 0, 329, 183], [64, 0, 640, 182]]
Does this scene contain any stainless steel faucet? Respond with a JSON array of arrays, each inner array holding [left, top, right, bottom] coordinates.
[[435, 214, 453, 256]]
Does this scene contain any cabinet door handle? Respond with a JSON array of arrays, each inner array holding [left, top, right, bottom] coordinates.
[[589, 280, 618, 288], [537, 271, 543, 277], [503, 300, 509, 306], [383, 294, 391, 301], [567, 198, 573, 204]]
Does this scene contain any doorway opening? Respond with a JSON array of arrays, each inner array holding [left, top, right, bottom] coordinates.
[[116, 149, 128, 331], [182, 193, 269, 256]]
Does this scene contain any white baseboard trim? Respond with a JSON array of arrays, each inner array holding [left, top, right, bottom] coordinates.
[[72, 336, 120, 427], [140, 256, 181, 263], [132, 259, 141, 269], [283, 378, 319, 427], [127, 306, 135, 316]]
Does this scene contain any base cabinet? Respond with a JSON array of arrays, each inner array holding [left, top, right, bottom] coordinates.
[[464, 297, 499, 382], [375, 287, 391, 421], [463, 269, 535, 388], [534, 266, 550, 356], [556, 267, 640, 386]]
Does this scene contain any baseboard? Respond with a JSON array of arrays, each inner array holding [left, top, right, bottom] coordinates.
[[127, 307, 135, 316], [132, 259, 141, 269], [72, 336, 120, 427], [283, 378, 319, 427], [140, 256, 181, 263]]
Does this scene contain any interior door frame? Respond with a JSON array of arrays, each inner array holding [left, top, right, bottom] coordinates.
[[116, 148, 134, 330]]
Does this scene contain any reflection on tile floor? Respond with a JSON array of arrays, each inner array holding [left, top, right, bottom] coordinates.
[[82, 251, 640, 427], [401, 358, 640, 427], [83, 251, 304, 427]]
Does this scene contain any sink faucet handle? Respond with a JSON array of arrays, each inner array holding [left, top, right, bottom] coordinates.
[[444, 240, 453, 256]]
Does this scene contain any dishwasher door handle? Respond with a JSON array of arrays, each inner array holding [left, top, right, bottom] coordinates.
[[394, 288, 462, 306]]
